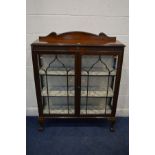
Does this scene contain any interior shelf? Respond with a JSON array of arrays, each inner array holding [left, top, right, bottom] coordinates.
[[39, 67, 116, 76], [80, 109, 111, 114], [43, 104, 111, 114], [43, 105, 75, 114], [39, 68, 74, 75], [41, 87, 114, 97]]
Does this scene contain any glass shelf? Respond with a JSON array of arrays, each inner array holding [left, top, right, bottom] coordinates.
[[39, 67, 116, 76], [41, 86, 114, 97]]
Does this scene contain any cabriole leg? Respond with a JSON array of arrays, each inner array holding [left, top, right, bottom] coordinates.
[[108, 117, 116, 132], [38, 117, 45, 131]]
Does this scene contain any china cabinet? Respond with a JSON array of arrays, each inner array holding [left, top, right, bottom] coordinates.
[[31, 31, 125, 131]]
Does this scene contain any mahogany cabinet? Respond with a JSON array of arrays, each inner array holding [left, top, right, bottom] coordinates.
[[31, 31, 125, 131]]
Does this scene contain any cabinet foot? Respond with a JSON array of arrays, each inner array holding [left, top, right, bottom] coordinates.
[[110, 126, 115, 132], [38, 127, 44, 131], [108, 117, 116, 132], [38, 117, 45, 131]]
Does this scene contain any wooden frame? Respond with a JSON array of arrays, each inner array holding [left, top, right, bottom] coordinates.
[[31, 31, 125, 131]]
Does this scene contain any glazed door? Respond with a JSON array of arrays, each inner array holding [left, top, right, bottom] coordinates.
[[80, 53, 118, 116], [37, 52, 76, 116]]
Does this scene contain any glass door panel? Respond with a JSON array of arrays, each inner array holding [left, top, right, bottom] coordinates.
[[80, 55, 117, 115], [39, 54, 75, 115]]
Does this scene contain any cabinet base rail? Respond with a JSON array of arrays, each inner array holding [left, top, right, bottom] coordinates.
[[38, 116, 116, 132]]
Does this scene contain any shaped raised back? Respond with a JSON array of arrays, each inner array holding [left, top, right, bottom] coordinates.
[[39, 31, 116, 45]]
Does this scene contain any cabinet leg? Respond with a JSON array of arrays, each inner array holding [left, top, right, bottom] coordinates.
[[38, 117, 45, 131], [108, 117, 116, 132]]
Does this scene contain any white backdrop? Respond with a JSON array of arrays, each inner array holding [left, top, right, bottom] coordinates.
[[26, 0, 129, 116]]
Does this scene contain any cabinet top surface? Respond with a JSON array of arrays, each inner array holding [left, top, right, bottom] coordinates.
[[31, 31, 125, 47]]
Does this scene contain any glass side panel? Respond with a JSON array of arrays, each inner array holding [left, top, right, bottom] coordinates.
[[39, 54, 75, 115], [80, 55, 117, 115]]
